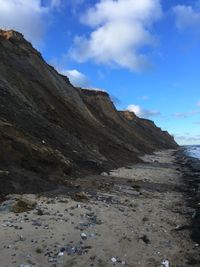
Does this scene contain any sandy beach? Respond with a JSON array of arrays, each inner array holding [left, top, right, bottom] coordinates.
[[0, 150, 199, 267]]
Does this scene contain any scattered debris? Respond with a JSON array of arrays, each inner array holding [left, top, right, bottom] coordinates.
[[64, 243, 91, 256], [161, 259, 170, 267], [174, 225, 191, 231], [0, 151, 199, 267]]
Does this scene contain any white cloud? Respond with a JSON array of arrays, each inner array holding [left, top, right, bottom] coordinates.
[[61, 69, 90, 87], [175, 134, 200, 145], [0, 0, 58, 45], [197, 101, 200, 106], [127, 104, 160, 118], [173, 4, 200, 31], [71, 0, 162, 72]]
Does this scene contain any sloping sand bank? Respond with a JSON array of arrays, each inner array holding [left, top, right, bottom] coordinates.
[[0, 150, 199, 267]]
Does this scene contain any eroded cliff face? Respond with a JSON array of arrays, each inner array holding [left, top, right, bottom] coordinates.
[[79, 89, 159, 154], [0, 30, 178, 193], [80, 90, 177, 152], [119, 111, 177, 149]]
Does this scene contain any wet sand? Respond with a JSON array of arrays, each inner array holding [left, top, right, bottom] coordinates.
[[0, 150, 199, 267]]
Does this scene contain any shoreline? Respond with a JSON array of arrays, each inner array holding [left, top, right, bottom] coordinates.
[[0, 149, 200, 266], [175, 147, 200, 246]]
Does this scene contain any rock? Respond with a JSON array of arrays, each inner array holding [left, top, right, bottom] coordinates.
[[140, 235, 150, 244], [101, 172, 109, 176], [58, 252, 64, 257], [63, 180, 74, 187], [11, 199, 36, 213], [0, 195, 7, 204], [142, 216, 149, 222], [18, 234, 26, 241], [80, 233, 87, 240], [35, 247, 43, 254], [111, 257, 117, 263], [0, 170, 9, 176], [90, 255, 96, 261], [161, 259, 170, 267], [37, 209, 44, 216], [72, 192, 89, 202]]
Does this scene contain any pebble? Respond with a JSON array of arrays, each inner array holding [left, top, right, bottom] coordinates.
[[58, 252, 64, 257], [80, 233, 87, 240], [111, 257, 117, 263], [162, 259, 170, 267]]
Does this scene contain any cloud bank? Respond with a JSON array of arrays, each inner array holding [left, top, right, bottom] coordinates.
[[0, 0, 58, 45], [61, 69, 90, 87], [71, 0, 162, 72], [175, 134, 200, 145], [127, 104, 160, 118], [173, 4, 200, 32]]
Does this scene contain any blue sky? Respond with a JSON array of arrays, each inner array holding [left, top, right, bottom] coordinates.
[[0, 0, 200, 145]]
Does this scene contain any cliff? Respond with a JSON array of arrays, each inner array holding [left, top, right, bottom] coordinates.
[[0, 30, 178, 193], [79, 89, 158, 153], [119, 111, 177, 149]]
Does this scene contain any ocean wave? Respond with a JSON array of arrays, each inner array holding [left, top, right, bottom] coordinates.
[[186, 145, 200, 160]]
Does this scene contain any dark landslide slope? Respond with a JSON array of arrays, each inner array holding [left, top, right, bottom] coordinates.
[[80, 90, 177, 152], [119, 111, 177, 149], [0, 30, 178, 193]]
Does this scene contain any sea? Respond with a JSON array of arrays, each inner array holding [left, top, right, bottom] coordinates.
[[185, 145, 200, 160]]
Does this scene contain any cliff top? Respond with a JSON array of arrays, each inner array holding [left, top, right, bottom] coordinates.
[[78, 87, 109, 97], [0, 29, 24, 41]]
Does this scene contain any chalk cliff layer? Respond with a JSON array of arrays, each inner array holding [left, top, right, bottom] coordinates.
[[0, 30, 178, 193]]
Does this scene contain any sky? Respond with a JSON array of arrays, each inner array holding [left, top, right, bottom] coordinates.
[[0, 0, 200, 145]]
